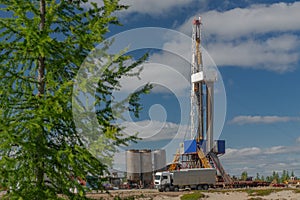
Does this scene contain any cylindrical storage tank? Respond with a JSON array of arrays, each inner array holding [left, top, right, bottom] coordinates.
[[126, 150, 141, 182], [153, 149, 166, 171], [140, 149, 152, 185]]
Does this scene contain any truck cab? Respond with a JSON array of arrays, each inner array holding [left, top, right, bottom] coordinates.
[[154, 172, 174, 192]]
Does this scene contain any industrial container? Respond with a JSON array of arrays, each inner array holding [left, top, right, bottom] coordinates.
[[153, 149, 166, 171], [140, 149, 152, 185], [184, 140, 197, 153], [173, 168, 216, 186], [126, 150, 141, 182], [213, 140, 225, 154]]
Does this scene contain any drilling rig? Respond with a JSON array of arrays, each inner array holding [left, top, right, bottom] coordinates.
[[171, 17, 232, 184]]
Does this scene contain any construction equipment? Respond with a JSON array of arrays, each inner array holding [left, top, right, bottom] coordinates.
[[175, 16, 232, 185], [168, 149, 180, 171], [197, 148, 211, 168], [209, 152, 232, 183], [155, 168, 216, 192]]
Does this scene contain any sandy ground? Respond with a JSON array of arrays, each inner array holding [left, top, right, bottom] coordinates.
[[200, 190, 300, 200], [87, 189, 183, 200], [2, 188, 300, 199], [260, 190, 300, 200], [86, 188, 300, 200]]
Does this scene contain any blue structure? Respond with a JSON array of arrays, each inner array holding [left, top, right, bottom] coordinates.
[[184, 140, 197, 153], [183, 139, 225, 154], [214, 140, 225, 154]]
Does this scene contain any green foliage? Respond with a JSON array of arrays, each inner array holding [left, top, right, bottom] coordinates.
[[294, 189, 300, 193], [248, 198, 264, 200], [246, 188, 296, 196], [0, 0, 150, 199], [241, 171, 248, 181], [291, 171, 295, 177], [180, 192, 205, 200], [272, 171, 280, 183], [280, 170, 290, 183], [246, 189, 275, 196], [255, 173, 260, 181]]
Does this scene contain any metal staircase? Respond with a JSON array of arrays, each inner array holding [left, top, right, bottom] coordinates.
[[208, 152, 232, 183], [169, 149, 180, 171], [197, 148, 211, 168]]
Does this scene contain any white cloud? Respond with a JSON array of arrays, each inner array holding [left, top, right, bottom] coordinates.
[[177, 2, 300, 72], [221, 145, 300, 176], [119, 0, 197, 16], [223, 147, 261, 159], [229, 115, 300, 125], [120, 120, 189, 141], [264, 146, 288, 155], [118, 62, 190, 95], [180, 2, 300, 39], [206, 34, 299, 72]]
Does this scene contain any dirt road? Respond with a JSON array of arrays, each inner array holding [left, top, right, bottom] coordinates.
[[86, 189, 184, 200], [86, 188, 300, 200]]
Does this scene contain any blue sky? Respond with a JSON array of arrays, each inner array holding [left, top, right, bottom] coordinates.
[[91, 0, 300, 177]]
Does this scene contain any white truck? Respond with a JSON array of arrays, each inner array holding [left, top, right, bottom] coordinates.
[[154, 168, 216, 192]]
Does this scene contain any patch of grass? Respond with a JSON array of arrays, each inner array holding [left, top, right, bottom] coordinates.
[[293, 189, 300, 193], [181, 192, 205, 200], [248, 198, 264, 200], [246, 189, 275, 196], [205, 188, 248, 194], [114, 196, 134, 200], [113, 193, 150, 200], [246, 188, 295, 196]]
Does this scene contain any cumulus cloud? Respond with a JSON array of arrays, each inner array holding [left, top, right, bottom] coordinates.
[[119, 0, 197, 16], [226, 147, 262, 157], [221, 145, 300, 176], [224, 146, 300, 159], [264, 146, 289, 155], [177, 2, 300, 72], [91, 0, 200, 16], [120, 120, 189, 141], [206, 34, 299, 72], [179, 2, 300, 38], [229, 115, 300, 125], [118, 62, 190, 95]]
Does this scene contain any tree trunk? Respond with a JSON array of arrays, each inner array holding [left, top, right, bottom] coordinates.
[[36, 0, 46, 188], [38, 0, 45, 96]]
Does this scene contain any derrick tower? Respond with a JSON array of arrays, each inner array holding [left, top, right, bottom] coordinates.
[[177, 17, 232, 184]]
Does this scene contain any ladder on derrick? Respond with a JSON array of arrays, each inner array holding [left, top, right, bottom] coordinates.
[[208, 152, 232, 183], [169, 149, 180, 171], [197, 147, 211, 168]]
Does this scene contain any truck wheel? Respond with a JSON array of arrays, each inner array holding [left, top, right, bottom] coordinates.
[[203, 185, 209, 190], [165, 187, 170, 192], [174, 187, 179, 192], [197, 185, 202, 190]]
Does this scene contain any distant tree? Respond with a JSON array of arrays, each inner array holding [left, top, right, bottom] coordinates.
[[261, 175, 265, 181], [272, 171, 280, 183], [241, 171, 248, 181], [291, 171, 295, 178], [0, 0, 151, 199], [232, 175, 238, 181], [255, 173, 260, 181], [281, 170, 290, 183]]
